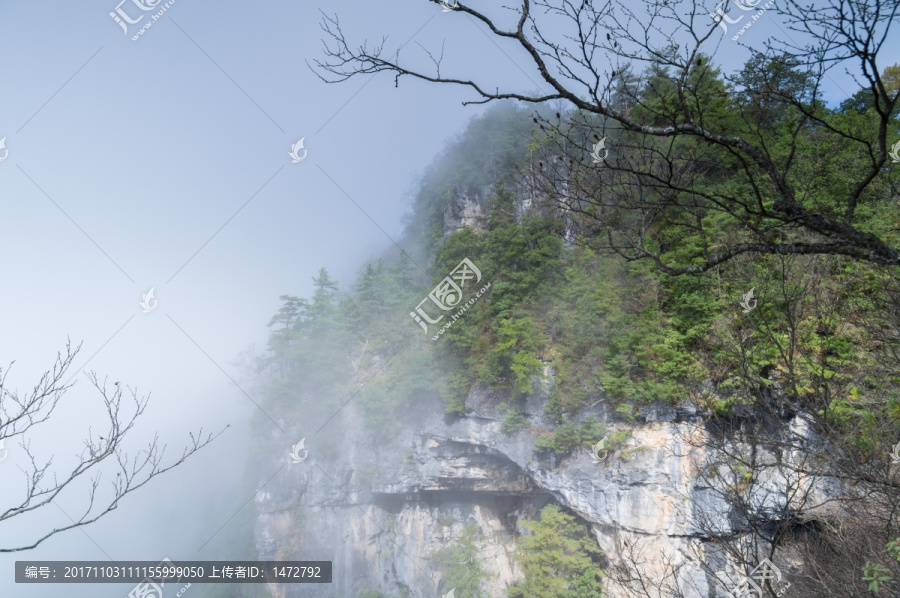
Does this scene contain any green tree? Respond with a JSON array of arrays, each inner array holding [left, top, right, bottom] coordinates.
[[432, 522, 493, 598], [534, 418, 605, 456], [319, 1, 900, 269], [509, 505, 603, 598]]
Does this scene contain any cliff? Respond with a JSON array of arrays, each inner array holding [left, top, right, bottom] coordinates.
[[250, 181, 835, 598]]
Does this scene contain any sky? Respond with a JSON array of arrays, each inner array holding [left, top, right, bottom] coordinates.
[[0, 0, 891, 597]]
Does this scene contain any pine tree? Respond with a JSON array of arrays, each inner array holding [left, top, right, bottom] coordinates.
[[432, 522, 493, 598], [509, 505, 603, 598]]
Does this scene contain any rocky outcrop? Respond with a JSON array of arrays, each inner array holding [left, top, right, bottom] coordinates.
[[442, 174, 577, 246], [254, 376, 831, 597], [444, 187, 490, 236]]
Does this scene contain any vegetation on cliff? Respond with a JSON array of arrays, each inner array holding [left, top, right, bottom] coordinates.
[[259, 55, 900, 596]]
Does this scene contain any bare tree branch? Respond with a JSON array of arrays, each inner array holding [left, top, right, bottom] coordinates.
[[0, 342, 225, 552]]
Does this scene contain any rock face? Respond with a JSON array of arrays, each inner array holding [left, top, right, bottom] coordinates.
[[442, 176, 577, 246], [444, 187, 490, 236], [253, 375, 822, 598]]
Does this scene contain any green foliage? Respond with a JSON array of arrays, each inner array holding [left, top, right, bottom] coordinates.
[[427, 184, 566, 410], [604, 429, 639, 459], [259, 59, 900, 477], [248, 61, 900, 598], [442, 369, 471, 415], [886, 538, 900, 561], [543, 248, 715, 415], [405, 102, 541, 250], [501, 404, 527, 434], [484, 316, 545, 394], [863, 562, 892, 593], [356, 347, 441, 436], [535, 418, 605, 456], [431, 522, 493, 598], [615, 404, 638, 422], [260, 258, 432, 443], [861, 537, 900, 593], [509, 505, 603, 598]]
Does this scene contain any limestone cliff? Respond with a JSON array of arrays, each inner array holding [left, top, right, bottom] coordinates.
[[254, 372, 825, 597], [252, 186, 828, 598]]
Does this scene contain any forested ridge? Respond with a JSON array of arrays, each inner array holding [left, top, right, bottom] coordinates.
[[252, 56, 900, 597]]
